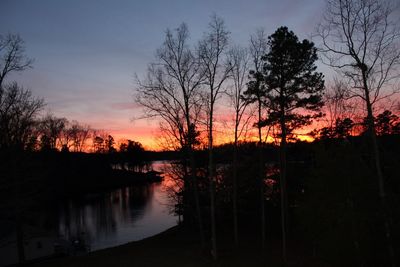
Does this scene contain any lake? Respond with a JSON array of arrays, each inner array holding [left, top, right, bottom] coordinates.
[[0, 161, 178, 266]]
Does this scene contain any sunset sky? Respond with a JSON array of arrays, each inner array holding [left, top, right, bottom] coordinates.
[[1, 0, 330, 149]]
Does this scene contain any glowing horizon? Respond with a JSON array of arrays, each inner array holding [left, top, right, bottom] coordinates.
[[106, 122, 316, 151], [0, 0, 343, 150]]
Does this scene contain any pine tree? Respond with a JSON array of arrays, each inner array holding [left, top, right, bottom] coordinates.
[[261, 26, 325, 262]]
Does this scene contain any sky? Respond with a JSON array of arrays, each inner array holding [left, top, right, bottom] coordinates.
[[1, 0, 328, 149]]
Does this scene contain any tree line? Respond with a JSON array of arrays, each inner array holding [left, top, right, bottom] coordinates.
[[0, 34, 144, 154], [136, 0, 400, 264], [1, 0, 400, 265]]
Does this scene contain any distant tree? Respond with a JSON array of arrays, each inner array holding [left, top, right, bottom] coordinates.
[[319, 117, 354, 140], [0, 33, 33, 89], [126, 139, 144, 152], [198, 14, 231, 259], [93, 135, 105, 153], [38, 114, 67, 151], [317, 1, 400, 261], [59, 121, 72, 152], [126, 140, 146, 172], [374, 110, 399, 136], [335, 118, 354, 138], [105, 135, 116, 153], [0, 82, 44, 150], [261, 27, 324, 262], [68, 121, 91, 152], [322, 78, 358, 131], [119, 141, 128, 153]]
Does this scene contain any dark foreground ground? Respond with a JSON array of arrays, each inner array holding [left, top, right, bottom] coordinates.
[[29, 225, 331, 267]]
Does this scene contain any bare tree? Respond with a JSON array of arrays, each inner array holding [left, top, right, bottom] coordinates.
[[320, 78, 360, 136], [136, 23, 205, 245], [59, 120, 72, 151], [248, 29, 269, 142], [91, 130, 108, 153], [0, 34, 38, 264], [317, 0, 400, 263], [0, 84, 43, 264], [68, 121, 92, 152], [226, 45, 250, 246], [245, 29, 269, 248], [0, 34, 39, 150], [0, 82, 44, 149], [0, 33, 33, 89], [198, 14, 231, 260], [38, 114, 67, 150]]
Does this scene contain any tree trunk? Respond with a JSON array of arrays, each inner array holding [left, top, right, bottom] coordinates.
[[184, 99, 205, 248], [233, 127, 239, 246], [362, 75, 394, 266], [189, 147, 205, 248], [181, 157, 191, 223], [259, 141, 265, 249], [258, 101, 266, 249], [209, 109, 217, 260], [279, 113, 288, 264]]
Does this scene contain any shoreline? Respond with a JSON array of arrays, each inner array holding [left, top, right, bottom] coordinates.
[[27, 225, 331, 267], [29, 225, 213, 267]]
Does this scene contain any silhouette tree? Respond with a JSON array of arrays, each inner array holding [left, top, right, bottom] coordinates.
[[245, 29, 269, 249], [317, 0, 400, 262], [136, 23, 205, 245], [247, 29, 269, 142], [322, 78, 358, 132], [93, 135, 105, 153], [198, 14, 231, 259], [374, 110, 399, 136], [125, 140, 146, 172], [0, 33, 41, 150], [68, 121, 92, 152], [0, 34, 39, 264], [261, 27, 324, 262], [0, 82, 43, 264], [0, 33, 33, 89], [334, 118, 354, 138], [227, 45, 250, 246], [39, 114, 67, 151], [0, 82, 44, 150], [105, 135, 116, 153], [320, 117, 354, 139]]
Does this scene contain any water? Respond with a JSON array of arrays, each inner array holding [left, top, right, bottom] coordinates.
[[0, 161, 178, 266]]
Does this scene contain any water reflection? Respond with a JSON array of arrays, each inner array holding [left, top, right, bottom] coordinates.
[[58, 184, 159, 251], [57, 163, 177, 251], [0, 161, 177, 266]]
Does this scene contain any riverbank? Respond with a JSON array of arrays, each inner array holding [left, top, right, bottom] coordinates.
[[29, 225, 331, 267]]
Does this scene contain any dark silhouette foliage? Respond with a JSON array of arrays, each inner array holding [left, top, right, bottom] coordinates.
[[261, 27, 324, 134]]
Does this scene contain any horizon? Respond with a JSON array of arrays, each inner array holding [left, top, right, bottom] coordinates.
[[1, 0, 400, 265], [1, 0, 328, 150]]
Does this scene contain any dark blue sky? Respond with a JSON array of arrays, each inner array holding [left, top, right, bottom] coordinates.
[[1, 0, 327, 147]]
